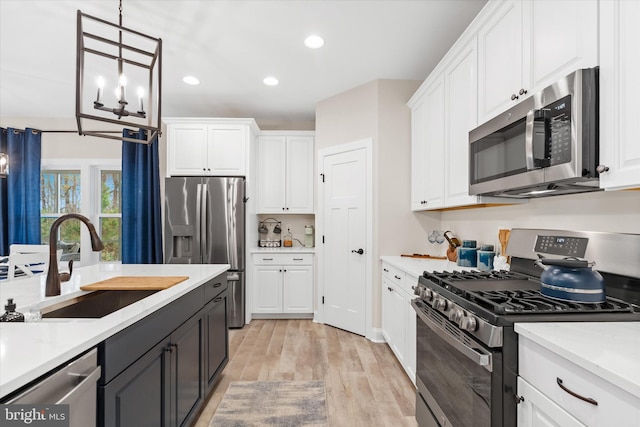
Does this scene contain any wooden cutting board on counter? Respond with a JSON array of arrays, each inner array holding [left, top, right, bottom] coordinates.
[[80, 276, 189, 291], [401, 254, 447, 260]]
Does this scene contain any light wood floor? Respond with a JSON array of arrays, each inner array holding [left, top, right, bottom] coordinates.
[[194, 319, 418, 427]]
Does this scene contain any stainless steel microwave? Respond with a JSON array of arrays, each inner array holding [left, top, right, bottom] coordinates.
[[469, 68, 600, 198]]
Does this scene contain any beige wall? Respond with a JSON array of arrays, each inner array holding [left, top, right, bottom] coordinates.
[[315, 79, 440, 332]]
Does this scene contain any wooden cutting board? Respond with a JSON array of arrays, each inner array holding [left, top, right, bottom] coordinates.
[[80, 276, 189, 291], [401, 254, 447, 260]]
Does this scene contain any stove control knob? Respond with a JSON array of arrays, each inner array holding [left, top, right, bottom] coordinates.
[[423, 288, 433, 301], [459, 315, 478, 332], [412, 286, 421, 296], [450, 308, 464, 324], [433, 297, 448, 311]]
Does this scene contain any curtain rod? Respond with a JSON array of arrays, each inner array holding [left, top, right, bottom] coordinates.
[[1, 129, 122, 134]]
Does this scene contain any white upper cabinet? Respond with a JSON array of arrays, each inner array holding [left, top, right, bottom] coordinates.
[[410, 97, 429, 210], [423, 74, 446, 210], [409, 73, 446, 210], [599, 0, 640, 190], [478, 0, 598, 122], [257, 132, 314, 214], [478, 0, 527, 122], [165, 118, 256, 177], [444, 38, 479, 207]]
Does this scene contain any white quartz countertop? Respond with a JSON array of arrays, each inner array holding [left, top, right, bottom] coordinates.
[[380, 255, 475, 278], [0, 263, 229, 399], [250, 247, 315, 254], [515, 322, 640, 399]]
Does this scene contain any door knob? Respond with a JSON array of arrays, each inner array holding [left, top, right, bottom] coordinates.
[[352, 248, 364, 255]]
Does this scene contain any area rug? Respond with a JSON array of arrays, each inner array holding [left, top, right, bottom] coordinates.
[[210, 380, 328, 427]]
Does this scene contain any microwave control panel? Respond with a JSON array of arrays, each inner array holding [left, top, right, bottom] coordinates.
[[535, 235, 588, 258], [546, 94, 572, 166]]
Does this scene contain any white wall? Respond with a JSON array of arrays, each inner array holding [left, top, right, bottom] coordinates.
[[0, 117, 121, 159], [442, 190, 640, 253], [315, 79, 439, 331]]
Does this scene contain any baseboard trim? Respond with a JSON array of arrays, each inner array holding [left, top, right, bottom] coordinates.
[[368, 327, 385, 343]]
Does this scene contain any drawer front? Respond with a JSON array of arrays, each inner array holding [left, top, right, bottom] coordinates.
[[252, 253, 312, 265], [519, 336, 640, 426]]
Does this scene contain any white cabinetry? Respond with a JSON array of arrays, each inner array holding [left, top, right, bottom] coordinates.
[[257, 132, 314, 214], [599, 0, 640, 190], [252, 253, 313, 315], [444, 38, 479, 207], [478, 0, 598, 122], [518, 335, 640, 427], [381, 262, 417, 384], [165, 118, 257, 176], [517, 377, 585, 427], [410, 74, 444, 210]]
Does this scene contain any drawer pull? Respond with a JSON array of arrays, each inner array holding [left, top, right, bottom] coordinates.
[[394, 275, 401, 280], [263, 258, 274, 261], [383, 268, 389, 272], [556, 377, 598, 406], [213, 297, 222, 303], [513, 394, 524, 405], [293, 258, 304, 261], [213, 282, 222, 288]]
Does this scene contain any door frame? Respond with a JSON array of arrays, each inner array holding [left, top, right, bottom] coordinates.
[[316, 138, 374, 340]]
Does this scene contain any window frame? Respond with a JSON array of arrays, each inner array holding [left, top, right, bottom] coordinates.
[[41, 158, 121, 266]]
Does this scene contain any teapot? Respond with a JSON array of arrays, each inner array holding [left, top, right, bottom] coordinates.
[[534, 256, 605, 303]]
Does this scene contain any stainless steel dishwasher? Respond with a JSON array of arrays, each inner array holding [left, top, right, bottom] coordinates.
[[5, 348, 101, 427]]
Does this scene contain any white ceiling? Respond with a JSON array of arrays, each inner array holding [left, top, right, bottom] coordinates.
[[0, 0, 487, 127]]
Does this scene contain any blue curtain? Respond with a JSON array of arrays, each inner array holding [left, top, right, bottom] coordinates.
[[0, 128, 41, 256], [121, 129, 162, 263]]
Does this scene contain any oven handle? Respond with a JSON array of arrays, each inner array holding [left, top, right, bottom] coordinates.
[[412, 300, 493, 372]]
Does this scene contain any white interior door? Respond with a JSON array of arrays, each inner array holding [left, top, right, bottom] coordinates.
[[319, 140, 371, 337]]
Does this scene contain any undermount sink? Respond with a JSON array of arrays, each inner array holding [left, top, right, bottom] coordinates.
[[40, 290, 159, 319]]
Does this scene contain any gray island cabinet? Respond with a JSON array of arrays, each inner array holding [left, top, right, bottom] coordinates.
[[98, 273, 228, 427]]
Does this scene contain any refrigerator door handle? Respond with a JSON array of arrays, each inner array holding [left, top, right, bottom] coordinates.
[[201, 183, 208, 260], [196, 183, 203, 261]]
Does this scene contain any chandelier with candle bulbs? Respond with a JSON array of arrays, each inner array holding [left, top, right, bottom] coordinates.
[[75, 0, 162, 144]]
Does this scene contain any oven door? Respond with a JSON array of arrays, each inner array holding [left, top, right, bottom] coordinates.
[[412, 300, 502, 427]]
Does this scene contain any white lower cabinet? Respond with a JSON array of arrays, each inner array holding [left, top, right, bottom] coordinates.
[[252, 253, 313, 315], [518, 335, 640, 427], [381, 262, 417, 385], [517, 378, 585, 427]]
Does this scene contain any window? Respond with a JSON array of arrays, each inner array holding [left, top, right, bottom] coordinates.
[[98, 170, 122, 261], [40, 161, 121, 264], [40, 170, 82, 261]]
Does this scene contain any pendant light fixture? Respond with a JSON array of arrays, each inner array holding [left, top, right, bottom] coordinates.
[[75, 0, 162, 144]]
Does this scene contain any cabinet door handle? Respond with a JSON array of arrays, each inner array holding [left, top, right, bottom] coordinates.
[[263, 258, 274, 261], [513, 394, 525, 405], [556, 377, 598, 406], [383, 268, 389, 272], [213, 296, 222, 303], [519, 88, 528, 96], [213, 282, 222, 288], [293, 258, 303, 261], [511, 93, 519, 100], [351, 248, 364, 255], [283, 269, 287, 273], [394, 275, 401, 280]]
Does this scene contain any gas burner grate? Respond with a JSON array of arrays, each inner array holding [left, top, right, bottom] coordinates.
[[420, 270, 637, 316], [470, 289, 636, 315]]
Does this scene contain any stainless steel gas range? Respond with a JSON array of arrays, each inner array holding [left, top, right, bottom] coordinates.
[[411, 229, 640, 427]]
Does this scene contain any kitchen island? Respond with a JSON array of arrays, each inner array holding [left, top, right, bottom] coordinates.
[[0, 262, 229, 400]]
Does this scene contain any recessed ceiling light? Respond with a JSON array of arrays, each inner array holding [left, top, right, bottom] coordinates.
[[182, 76, 200, 85], [304, 35, 325, 49], [263, 76, 279, 86]]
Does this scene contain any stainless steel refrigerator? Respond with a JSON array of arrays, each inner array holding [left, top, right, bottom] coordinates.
[[164, 176, 245, 328]]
